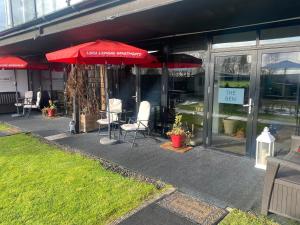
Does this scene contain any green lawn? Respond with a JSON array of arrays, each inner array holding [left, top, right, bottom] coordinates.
[[0, 133, 161, 225], [219, 209, 279, 225], [0, 123, 11, 131]]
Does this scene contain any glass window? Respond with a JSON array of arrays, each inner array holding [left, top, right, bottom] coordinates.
[[36, 0, 67, 17], [53, 0, 68, 11], [0, 0, 7, 31], [70, 0, 86, 5], [211, 55, 252, 155], [11, 0, 35, 26], [168, 51, 205, 144], [257, 51, 300, 157], [260, 25, 300, 45], [212, 31, 256, 49], [140, 64, 162, 131]]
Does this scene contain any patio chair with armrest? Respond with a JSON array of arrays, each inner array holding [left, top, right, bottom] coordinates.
[[261, 136, 300, 221], [14, 91, 33, 116], [23, 91, 41, 117], [97, 98, 122, 137], [121, 101, 151, 148]]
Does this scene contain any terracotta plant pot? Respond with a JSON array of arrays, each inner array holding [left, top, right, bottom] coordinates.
[[48, 109, 55, 117], [171, 135, 185, 148]]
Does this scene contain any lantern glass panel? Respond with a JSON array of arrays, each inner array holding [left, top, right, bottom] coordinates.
[[258, 142, 270, 166]]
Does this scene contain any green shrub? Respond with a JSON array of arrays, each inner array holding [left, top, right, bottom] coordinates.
[[219, 209, 279, 225]]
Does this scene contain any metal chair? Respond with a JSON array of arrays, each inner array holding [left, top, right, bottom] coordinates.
[[97, 98, 122, 137], [121, 101, 151, 148], [14, 91, 33, 116], [23, 91, 41, 117]]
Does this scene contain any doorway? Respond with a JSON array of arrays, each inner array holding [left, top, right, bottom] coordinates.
[[208, 51, 257, 156]]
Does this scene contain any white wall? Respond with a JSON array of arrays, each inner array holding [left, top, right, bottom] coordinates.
[[0, 69, 64, 97], [0, 70, 28, 97]]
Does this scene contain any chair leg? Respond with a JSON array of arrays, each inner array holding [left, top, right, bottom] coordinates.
[[26, 108, 32, 118], [131, 130, 138, 149], [123, 131, 128, 141], [112, 124, 116, 138], [118, 125, 121, 141]]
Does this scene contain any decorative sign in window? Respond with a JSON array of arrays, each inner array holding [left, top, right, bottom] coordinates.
[[218, 88, 245, 105]]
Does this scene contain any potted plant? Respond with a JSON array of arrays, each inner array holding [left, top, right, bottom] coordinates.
[[166, 114, 190, 148], [235, 127, 245, 138], [47, 100, 56, 117], [41, 107, 49, 117], [223, 118, 237, 136]]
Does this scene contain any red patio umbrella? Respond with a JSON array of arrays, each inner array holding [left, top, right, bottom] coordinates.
[[0, 55, 61, 116], [0, 55, 28, 69], [46, 39, 157, 141], [0, 56, 30, 116], [46, 40, 157, 65]]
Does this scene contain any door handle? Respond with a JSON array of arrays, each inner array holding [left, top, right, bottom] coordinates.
[[243, 98, 253, 114], [132, 95, 137, 103]]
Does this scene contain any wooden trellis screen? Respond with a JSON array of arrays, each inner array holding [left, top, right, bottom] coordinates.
[[66, 65, 106, 116]]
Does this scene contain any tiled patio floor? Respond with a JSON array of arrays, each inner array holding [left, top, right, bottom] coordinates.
[[0, 113, 265, 213]]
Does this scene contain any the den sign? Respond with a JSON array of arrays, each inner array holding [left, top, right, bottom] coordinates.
[[218, 88, 245, 105]]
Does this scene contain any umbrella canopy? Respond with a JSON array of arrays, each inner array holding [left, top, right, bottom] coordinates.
[[0, 56, 28, 69], [0, 55, 60, 71], [46, 40, 157, 65]]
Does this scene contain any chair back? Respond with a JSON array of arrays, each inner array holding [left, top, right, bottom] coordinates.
[[108, 98, 122, 122], [36, 91, 41, 108], [24, 91, 33, 104], [137, 101, 151, 127]]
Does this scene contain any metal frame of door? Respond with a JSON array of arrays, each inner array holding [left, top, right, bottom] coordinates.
[[206, 50, 258, 157]]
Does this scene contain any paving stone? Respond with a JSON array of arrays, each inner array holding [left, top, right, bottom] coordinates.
[[158, 192, 227, 225], [119, 203, 197, 225]]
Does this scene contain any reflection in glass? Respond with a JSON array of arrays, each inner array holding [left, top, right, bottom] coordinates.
[[0, 0, 8, 31], [212, 31, 256, 49], [258, 52, 300, 156], [211, 55, 252, 155], [140, 66, 162, 132], [260, 25, 300, 45], [11, 0, 35, 26], [36, 0, 68, 17], [70, 0, 86, 5], [168, 51, 205, 145]]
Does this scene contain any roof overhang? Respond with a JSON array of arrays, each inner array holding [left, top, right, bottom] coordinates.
[[0, 0, 300, 55]]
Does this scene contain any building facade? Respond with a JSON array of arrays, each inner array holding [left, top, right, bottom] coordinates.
[[1, 0, 300, 158]]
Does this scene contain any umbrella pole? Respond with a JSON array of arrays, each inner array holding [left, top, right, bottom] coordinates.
[[14, 70, 18, 114], [11, 69, 22, 117], [99, 65, 118, 145], [105, 65, 112, 139]]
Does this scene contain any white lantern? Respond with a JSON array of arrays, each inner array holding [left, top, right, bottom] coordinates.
[[255, 127, 275, 170]]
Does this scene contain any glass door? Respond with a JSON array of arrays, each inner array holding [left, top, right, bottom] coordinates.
[[255, 48, 300, 158], [208, 51, 257, 156]]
